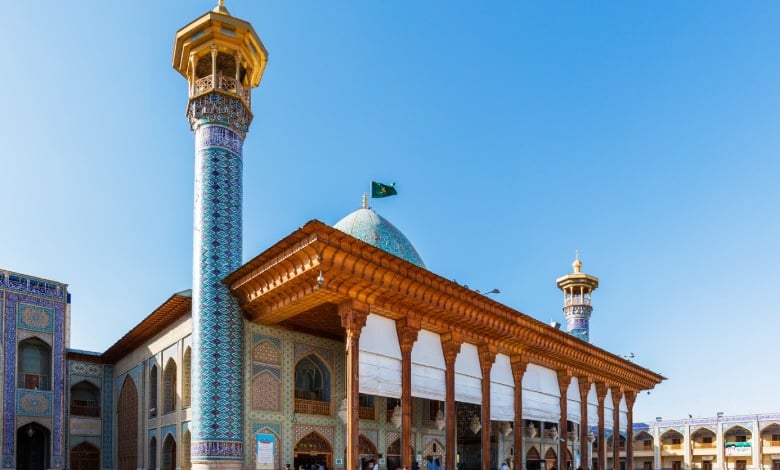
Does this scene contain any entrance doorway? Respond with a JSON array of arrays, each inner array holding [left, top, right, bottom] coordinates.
[[736, 461, 746, 470], [17, 423, 50, 470], [772, 462, 780, 470], [526, 447, 541, 470], [702, 462, 712, 470], [387, 438, 415, 470], [643, 462, 652, 470], [294, 432, 332, 470], [70, 442, 100, 470]]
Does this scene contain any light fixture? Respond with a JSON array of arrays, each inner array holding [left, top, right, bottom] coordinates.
[[500, 421, 513, 437], [481, 288, 500, 295], [434, 409, 445, 430], [26, 426, 34, 438], [470, 414, 482, 434], [338, 399, 348, 424], [391, 404, 402, 429]]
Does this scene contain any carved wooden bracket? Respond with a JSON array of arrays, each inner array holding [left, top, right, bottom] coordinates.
[[395, 317, 421, 353], [441, 331, 463, 366]]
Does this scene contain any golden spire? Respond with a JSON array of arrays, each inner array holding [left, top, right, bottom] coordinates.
[[572, 250, 582, 273], [213, 0, 230, 15], [362, 193, 369, 209]]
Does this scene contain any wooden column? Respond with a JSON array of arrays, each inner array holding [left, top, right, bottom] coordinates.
[[478, 345, 497, 470], [558, 369, 573, 470], [441, 333, 462, 470], [624, 392, 636, 470], [579, 376, 593, 470], [397, 317, 421, 470], [339, 301, 368, 470], [611, 387, 623, 470], [595, 383, 608, 470], [511, 356, 528, 470]]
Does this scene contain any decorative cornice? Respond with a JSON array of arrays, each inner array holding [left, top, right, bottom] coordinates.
[[225, 220, 665, 392]]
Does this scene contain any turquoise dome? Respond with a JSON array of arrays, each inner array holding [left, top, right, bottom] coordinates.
[[334, 207, 425, 268]]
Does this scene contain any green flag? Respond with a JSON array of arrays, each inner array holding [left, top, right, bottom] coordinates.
[[371, 181, 397, 198]]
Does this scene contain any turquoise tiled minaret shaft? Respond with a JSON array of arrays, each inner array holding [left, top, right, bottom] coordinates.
[[173, 2, 268, 466]]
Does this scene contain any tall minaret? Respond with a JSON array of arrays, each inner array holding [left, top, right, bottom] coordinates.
[[556, 252, 599, 342], [172, 2, 267, 467]]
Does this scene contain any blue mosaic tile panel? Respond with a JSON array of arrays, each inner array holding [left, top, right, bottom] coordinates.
[[16, 390, 52, 416], [191, 120, 245, 461], [3, 292, 66, 467], [17, 303, 54, 332], [0, 273, 67, 302], [102, 364, 114, 468]]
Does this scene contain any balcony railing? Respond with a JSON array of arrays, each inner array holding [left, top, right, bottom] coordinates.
[[192, 73, 251, 106], [71, 400, 100, 417], [662, 444, 683, 450], [18, 373, 51, 391], [693, 442, 717, 449], [564, 296, 591, 306], [633, 443, 654, 451], [358, 406, 375, 420], [768, 440, 780, 446], [294, 398, 330, 416]]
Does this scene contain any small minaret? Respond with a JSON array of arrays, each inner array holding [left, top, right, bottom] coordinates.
[[556, 252, 599, 342], [172, 1, 267, 467]]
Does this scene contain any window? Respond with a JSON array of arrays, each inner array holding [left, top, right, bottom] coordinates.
[[772, 433, 780, 441], [70, 381, 101, 417], [17, 338, 52, 391], [149, 364, 158, 417], [182, 347, 191, 408], [163, 359, 176, 414], [294, 356, 328, 402], [643, 440, 652, 449], [672, 438, 681, 445], [149, 437, 157, 469], [702, 437, 712, 444], [736, 435, 747, 443]]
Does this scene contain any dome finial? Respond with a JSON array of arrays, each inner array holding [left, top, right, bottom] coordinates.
[[213, 0, 230, 14], [362, 193, 368, 209], [573, 250, 582, 273]]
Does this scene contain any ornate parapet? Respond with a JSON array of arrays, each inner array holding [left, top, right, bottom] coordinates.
[[187, 91, 252, 139]]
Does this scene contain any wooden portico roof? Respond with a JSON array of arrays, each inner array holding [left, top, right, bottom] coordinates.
[[225, 220, 664, 393]]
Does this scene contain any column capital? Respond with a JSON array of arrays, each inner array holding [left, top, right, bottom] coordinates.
[[557, 368, 573, 394], [578, 375, 593, 400], [624, 390, 636, 410], [610, 385, 624, 403], [595, 382, 609, 403], [395, 316, 421, 353], [441, 331, 463, 365], [510, 354, 528, 382], [339, 300, 369, 339], [478, 344, 497, 375]]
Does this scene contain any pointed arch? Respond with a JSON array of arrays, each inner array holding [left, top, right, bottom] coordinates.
[[162, 433, 177, 470], [149, 364, 159, 417], [255, 427, 281, 470], [182, 428, 191, 470], [150, 436, 158, 470], [18, 337, 52, 390], [252, 369, 281, 411], [17, 422, 50, 470], [70, 380, 100, 417], [163, 357, 177, 414], [70, 441, 100, 470], [634, 430, 655, 451], [295, 431, 333, 453], [118, 375, 138, 470], [422, 438, 445, 463], [526, 446, 540, 461], [545, 447, 558, 460], [359, 434, 378, 455], [294, 354, 332, 415], [182, 346, 192, 408]]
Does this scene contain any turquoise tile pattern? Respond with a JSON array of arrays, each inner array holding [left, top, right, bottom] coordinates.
[[190, 92, 249, 461], [334, 208, 425, 268]]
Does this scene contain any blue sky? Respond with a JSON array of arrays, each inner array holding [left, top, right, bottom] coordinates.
[[2, 1, 778, 422]]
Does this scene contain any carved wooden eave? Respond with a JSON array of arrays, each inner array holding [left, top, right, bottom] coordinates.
[[224, 220, 665, 392]]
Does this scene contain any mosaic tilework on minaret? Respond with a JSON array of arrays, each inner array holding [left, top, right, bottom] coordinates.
[[172, 2, 268, 466]]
